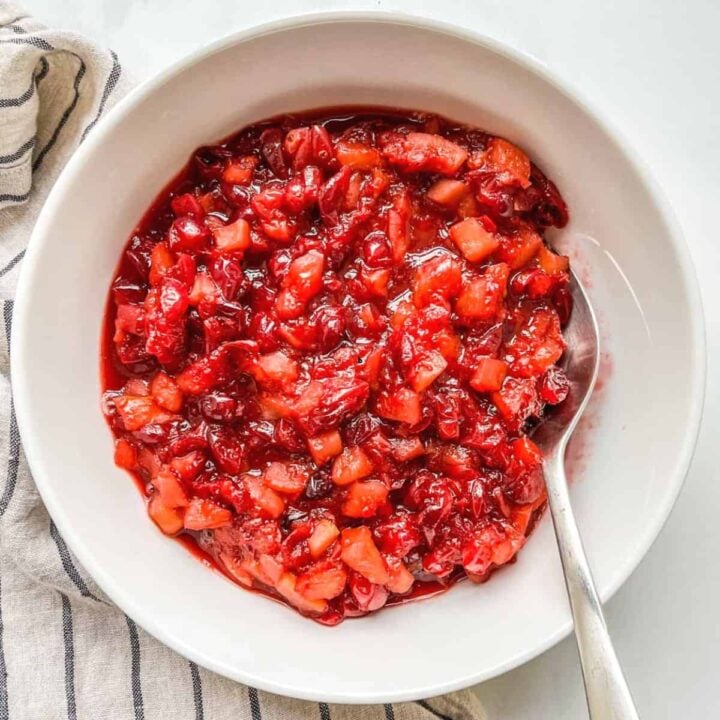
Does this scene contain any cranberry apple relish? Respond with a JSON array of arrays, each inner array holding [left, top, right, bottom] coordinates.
[[102, 108, 572, 625]]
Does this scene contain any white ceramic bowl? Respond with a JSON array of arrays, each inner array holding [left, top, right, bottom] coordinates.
[[12, 12, 705, 703]]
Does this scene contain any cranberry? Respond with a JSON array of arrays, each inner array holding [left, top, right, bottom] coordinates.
[[124, 235, 155, 280], [539, 366, 570, 405], [168, 216, 211, 253], [304, 473, 332, 499], [194, 145, 233, 181], [259, 127, 288, 178], [207, 426, 244, 474], [133, 423, 168, 445], [274, 418, 305, 453], [349, 572, 389, 612], [112, 277, 147, 304], [361, 231, 393, 268], [374, 513, 421, 557], [311, 305, 346, 352], [200, 394, 237, 422], [210, 256, 248, 301]]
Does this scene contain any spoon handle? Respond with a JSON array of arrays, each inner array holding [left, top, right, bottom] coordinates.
[[544, 448, 640, 720]]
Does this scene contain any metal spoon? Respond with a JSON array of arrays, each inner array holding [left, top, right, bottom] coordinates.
[[532, 273, 640, 719]]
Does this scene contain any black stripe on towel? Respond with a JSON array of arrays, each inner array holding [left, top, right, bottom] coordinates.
[[0, 76, 36, 108], [384, 704, 396, 720], [0, 56, 49, 109], [0, 137, 35, 164], [126, 616, 145, 720], [189, 662, 204, 720], [60, 593, 78, 720], [0, 190, 30, 204], [0, 36, 54, 51], [0, 395, 18, 521], [0, 250, 25, 279], [415, 700, 453, 720], [80, 50, 122, 142], [248, 687, 262, 720], [0, 572, 9, 720], [0, 302, 19, 520], [32, 56, 87, 173], [49, 520, 103, 602], [318, 702, 331, 720]]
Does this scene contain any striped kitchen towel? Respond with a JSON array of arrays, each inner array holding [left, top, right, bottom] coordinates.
[[0, 3, 487, 719]]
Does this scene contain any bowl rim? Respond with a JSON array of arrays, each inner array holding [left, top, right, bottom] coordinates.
[[11, 10, 707, 703]]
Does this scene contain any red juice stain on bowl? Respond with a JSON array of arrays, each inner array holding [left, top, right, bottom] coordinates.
[[100, 106, 574, 625]]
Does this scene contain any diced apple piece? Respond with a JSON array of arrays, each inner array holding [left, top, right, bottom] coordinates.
[[455, 263, 509, 322], [360, 268, 391, 298], [408, 350, 447, 392], [170, 193, 204, 217], [537, 245, 570, 275], [183, 498, 233, 530], [385, 559, 415, 594], [149, 242, 174, 286], [213, 218, 250, 254], [153, 467, 189, 508], [219, 552, 254, 587], [150, 372, 183, 412], [340, 526, 390, 584], [332, 446, 374, 486], [124, 378, 149, 396], [490, 376, 539, 430], [188, 271, 220, 306], [258, 554, 284, 585], [275, 572, 328, 614], [114, 438, 137, 469], [380, 132, 468, 175], [148, 495, 184, 535], [114, 395, 161, 431], [470, 358, 508, 393], [412, 254, 462, 307], [169, 451, 206, 482], [252, 351, 298, 387], [335, 140, 382, 169], [486, 138, 531, 188], [244, 474, 286, 519], [426, 179, 469, 208], [341, 480, 389, 518], [511, 504, 534, 535], [495, 227, 542, 270], [308, 519, 340, 558], [264, 461, 308, 494], [176, 351, 229, 395], [449, 217, 499, 263], [307, 430, 343, 466], [296, 563, 348, 600], [512, 436, 543, 466], [222, 156, 258, 185], [376, 387, 423, 426], [390, 436, 425, 462], [283, 249, 325, 303]]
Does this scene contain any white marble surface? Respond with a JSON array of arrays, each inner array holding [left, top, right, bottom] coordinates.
[[20, 0, 720, 717]]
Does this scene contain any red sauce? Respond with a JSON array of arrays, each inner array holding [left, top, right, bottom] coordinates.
[[102, 107, 570, 625]]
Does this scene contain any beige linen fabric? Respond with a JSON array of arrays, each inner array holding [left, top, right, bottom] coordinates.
[[0, 3, 487, 719]]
